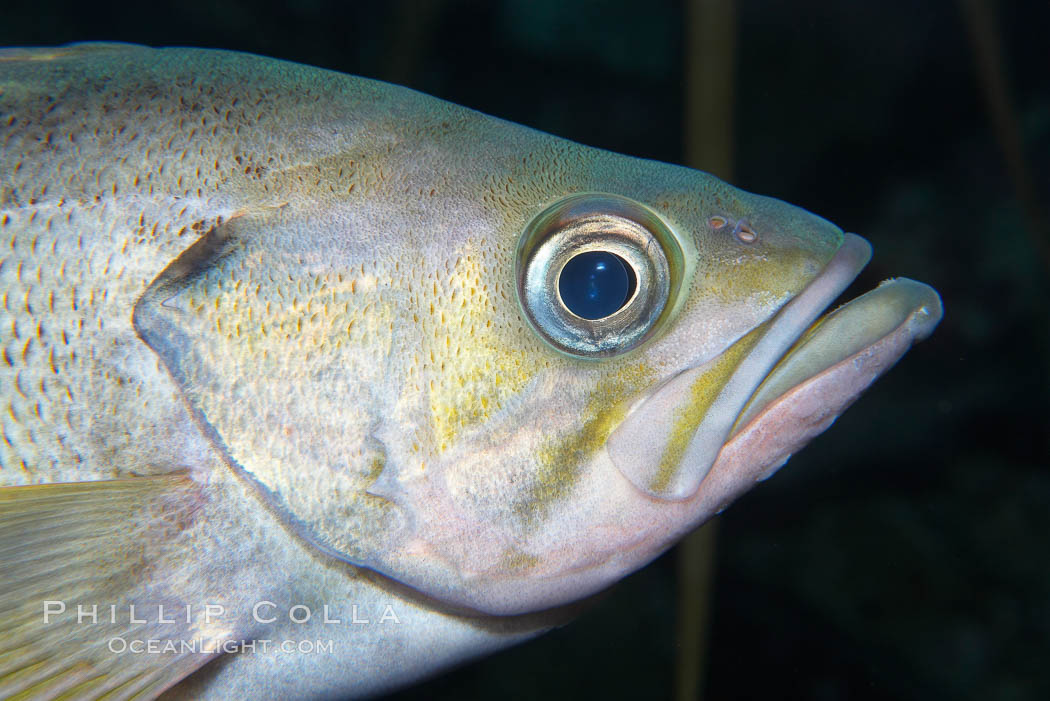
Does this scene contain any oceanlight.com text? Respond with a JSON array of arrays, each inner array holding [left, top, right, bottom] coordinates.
[[106, 637, 337, 655]]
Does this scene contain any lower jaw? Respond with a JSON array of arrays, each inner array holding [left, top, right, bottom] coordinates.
[[731, 276, 943, 437]]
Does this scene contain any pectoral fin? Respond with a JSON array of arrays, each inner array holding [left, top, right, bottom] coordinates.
[[0, 475, 224, 700]]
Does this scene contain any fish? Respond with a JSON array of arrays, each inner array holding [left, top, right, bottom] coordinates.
[[0, 42, 942, 699]]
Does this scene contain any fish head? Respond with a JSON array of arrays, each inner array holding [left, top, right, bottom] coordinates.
[[136, 95, 941, 616]]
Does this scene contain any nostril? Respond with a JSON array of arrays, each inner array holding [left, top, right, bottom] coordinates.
[[733, 221, 757, 244]]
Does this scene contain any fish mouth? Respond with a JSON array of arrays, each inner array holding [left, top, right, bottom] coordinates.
[[608, 233, 943, 500], [732, 272, 942, 437]]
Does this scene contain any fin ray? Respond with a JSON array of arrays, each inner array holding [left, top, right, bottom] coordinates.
[[0, 474, 223, 700]]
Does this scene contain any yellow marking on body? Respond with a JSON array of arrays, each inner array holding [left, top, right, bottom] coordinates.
[[518, 362, 653, 521], [367, 453, 386, 482], [649, 325, 766, 493], [707, 247, 817, 306], [424, 252, 541, 450], [497, 545, 542, 574]]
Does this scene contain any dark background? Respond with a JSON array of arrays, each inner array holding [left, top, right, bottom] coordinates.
[[4, 1, 1047, 699]]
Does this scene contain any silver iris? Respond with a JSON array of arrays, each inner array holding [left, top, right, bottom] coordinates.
[[516, 193, 683, 358]]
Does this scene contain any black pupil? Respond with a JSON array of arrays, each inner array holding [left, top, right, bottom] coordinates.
[[558, 251, 635, 320]]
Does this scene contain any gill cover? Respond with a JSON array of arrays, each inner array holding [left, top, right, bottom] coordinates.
[[134, 210, 406, 567]]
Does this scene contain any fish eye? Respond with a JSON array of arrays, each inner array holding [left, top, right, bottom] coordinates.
[[516, 194, 685, 358]]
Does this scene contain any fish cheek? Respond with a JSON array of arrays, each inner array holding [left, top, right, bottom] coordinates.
[[133, 214, 405, 566]]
